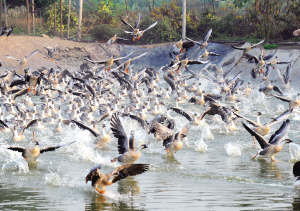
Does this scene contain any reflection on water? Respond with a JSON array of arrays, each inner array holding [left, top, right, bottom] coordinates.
[[258, 160, 282, 180]]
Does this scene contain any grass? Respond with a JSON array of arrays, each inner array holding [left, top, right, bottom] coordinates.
[[263, 44, 279, 49]]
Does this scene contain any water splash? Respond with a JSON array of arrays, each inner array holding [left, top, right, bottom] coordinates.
[[289, 143, 300, 161], [45, 172, 62, 186], [196, 139, 208, 153], [225, 143, 241, 157]]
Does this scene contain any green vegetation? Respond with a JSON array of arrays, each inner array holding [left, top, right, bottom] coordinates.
[[263, 44, 279, 49], [4, 0, 300, 43]]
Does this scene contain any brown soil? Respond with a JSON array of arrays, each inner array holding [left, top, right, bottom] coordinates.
[[0, 35, 120, 73]]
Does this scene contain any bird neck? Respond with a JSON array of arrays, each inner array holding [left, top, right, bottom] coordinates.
[[257, 116, 260, 124]]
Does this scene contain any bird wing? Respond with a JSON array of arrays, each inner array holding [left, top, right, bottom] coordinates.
[[187, 60, 208, 65], [85, 58, 107, 64], [96, 113, 110, 124], [186, 37, 202, 46], [109, 164, 149, 184], [222, 57, 235, 67], [273, 85, 283, 95], [242, 122, 269, 149], [251, 39, 265, 47], [232, 45, 246, 50], [9, 80, 27, 88], [283, 64, 292, 84], [106, 38, 112, 45], [163, 74, 176, 92], [264, 65, 272, 77], [6, 146, 25, 153], [168, 107, 193, 122], [268, 119, 290, 145], [27, 49, 39, 60], [134, 13, 141, 29], [141, 21, 157, 32], [203, 28, 212, 42], [263, 53, 275, 61], [85, 164, 101, 185], [114, 51, 134, 62], [40, 141, 76, 154], [71, 120, 99, 137], [131, 52, 147, 61], [178, 125, 189, 140], [152, 121, 174, 140], [110, 113, 129, 154], [271, 94, 291, 103], [5, 55, 20, 62], [209, 52, 221, 56], [120, 17, 134, 30], [182, 40, 195, 49], [129, 114, 149, 131], [268, 109, 293, 126], [231, 110, 259, 127], [20, 119, 38, 135]]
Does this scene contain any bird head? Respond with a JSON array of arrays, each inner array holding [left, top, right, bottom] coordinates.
[[140, 144, 148, 149], [284, 139, 293, 144], [257, 112, 262, 116], [35, 141, 39, 146]]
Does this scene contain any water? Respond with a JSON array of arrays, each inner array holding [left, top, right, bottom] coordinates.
[[1, 74, 300, 210]]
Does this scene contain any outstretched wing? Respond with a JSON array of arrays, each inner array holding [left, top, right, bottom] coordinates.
[[27, 49, 39, 60], [40, 141, 76, 154], [142, 21, 157, 32], [109, 164, 149, 184], [242, 122, 269, 149], [110, 113, 129, 154]]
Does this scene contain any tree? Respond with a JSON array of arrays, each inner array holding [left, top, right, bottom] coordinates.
[[26, 0, 30, 35], [0, 0, 2, 30], [60, 0, 62, 39], [67, 0, 71, 39], [77, 0, 83, 41], [54, 0, 56, 36]]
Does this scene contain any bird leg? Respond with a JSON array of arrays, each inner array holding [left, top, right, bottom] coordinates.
[[180, 49, 183, 53], [177, 67, 180, 73], [6, 37, 8, 41], [251, 153, 258, 159], [271, 157, 281, 162], [28, 85, 31, 92], [171, 70, 174, 75], [107, 67, 111, 72], [164, 148, 170, 153], [125, 68, 129, 73], [33, 85, 37, 94], [111, 157, 117, 162], [105, 68, 107, 72], [253, 136, 256, 145], [260, 69, 264, 74], [96, 187, 105, 194], [51, 58, 54, 62], [137, 34, 140, 40], [273, 67, 275, 69], [133, 36, 135, 41]]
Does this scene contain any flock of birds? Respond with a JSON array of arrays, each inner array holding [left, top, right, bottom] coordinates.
[[1, 15, 300, 194]]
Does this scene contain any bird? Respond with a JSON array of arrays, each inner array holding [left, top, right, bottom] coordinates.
[[121, 13, 157, 41], [293, 29, 300, 37], [85, 51, 133, 72], [85, 163, 149, 194], [3, 132, 76, 163], [6, 49, 39, 69], [186, 28, 212, 50], [71, 120, 111, 148], [277, 64, 292, 90], [272, 93, 300, 109], [259, 80, 283, 95], [120, 13, 141, 41], [232, 39, 265, 55], [110, 112, 148, 164], [0, 119, 37, 141], [117, 52, 148, 73], [266, 56, 290, 69], [152, 121, 188, 154], [293, 161, 300, 185], [198, 48, 220, 61], [44, 45, 59, 62], [0, 27, 13, 41], [106, 34, 128, 45], [242, 119, 292, 162]]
